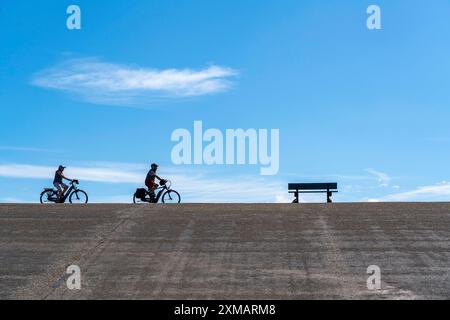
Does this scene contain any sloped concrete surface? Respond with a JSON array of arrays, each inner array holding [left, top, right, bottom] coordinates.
[[0, 203, 449, 299]]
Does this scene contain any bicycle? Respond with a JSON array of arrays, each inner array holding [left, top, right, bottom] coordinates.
[[40, 180, 88, 204], [133, 180, 181, 204]]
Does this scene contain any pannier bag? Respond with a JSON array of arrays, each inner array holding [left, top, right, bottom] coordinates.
[[135, 188, 147, 199]]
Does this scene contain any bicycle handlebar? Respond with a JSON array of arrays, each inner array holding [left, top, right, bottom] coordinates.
[[163, 179, 171, 188]]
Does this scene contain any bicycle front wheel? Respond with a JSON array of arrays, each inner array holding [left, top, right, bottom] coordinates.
[[162, 190, 181, 204], [69, 190, 88, 204]]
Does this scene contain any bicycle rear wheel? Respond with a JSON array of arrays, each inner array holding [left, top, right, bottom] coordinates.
[[69, 190, 88, 204], [162, 190, 181, 204], [133, 193, 152, 204], [40, 190, 57, 204]]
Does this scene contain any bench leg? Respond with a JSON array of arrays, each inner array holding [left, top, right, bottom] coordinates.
[[327, 190, 332, 203], [292, 191, 299, 204]]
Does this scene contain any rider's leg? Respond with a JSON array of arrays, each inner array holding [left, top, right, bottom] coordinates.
[[146, 181, 158, 196], [62, 183, 68, 196], [54, 183, 63, 198]]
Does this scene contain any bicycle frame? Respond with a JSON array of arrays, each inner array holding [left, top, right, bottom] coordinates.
[[50, 182, 78, 203], [148, 185, 169, 203], [60, 184, 77, 203]]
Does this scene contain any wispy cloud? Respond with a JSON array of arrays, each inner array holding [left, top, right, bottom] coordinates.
[[0, 146, 57, 153], [368, 182, 450, 202], [0, 164, 142, 184], [32, 58, 238, 106], [0, 163, 289, 203], [0, 197, 31, 204], [365, 168, 391, 187], [8, 163, 434, 203]]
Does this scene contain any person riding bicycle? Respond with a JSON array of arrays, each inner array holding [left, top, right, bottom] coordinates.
[[145, 163, 164, 195], [53, 165, 73, 200]]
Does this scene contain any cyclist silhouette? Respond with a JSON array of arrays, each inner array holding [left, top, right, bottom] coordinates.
[[145, 163, 163, 195], [53, 165, 73, 199]]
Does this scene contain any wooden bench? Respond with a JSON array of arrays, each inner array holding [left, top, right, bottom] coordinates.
[[288, 183, 338, 203]]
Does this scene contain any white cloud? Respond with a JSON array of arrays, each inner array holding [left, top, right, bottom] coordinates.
[[0, 164, 52, 180], [32, 58, 238, 106], [0, 197, 31, 203], [0, 146, 57, 152], [275, 192, 293, 204], [175, 174, 287, 203], [0, 164, 142, 184], [0, 163, 290, 203], [369, 182, 450, 202], [365, 168, 391, 187], [9, 163, 434, 203]]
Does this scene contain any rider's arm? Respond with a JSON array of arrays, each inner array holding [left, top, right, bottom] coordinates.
[[62, 175, 72, 182], [156, 175, 162, 181]]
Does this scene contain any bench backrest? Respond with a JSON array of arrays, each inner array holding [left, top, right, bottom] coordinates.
[[288, 183, 338, 191]]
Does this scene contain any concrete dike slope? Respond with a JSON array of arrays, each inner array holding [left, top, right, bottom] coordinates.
[[0, 203, 449, 299]]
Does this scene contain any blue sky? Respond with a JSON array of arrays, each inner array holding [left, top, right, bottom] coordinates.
[[1, 0, 450, 203]]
